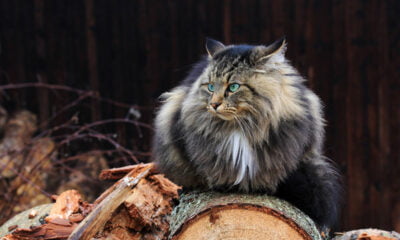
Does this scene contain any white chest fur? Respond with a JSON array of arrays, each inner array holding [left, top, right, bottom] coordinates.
[[219, 131, 257, 184]]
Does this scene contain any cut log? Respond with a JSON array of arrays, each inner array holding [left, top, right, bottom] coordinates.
[[169, 191, 323, 240], [333, 228, 400, 240]]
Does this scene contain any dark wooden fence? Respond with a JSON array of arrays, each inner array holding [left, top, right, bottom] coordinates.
[[0, 0, 399, 232]]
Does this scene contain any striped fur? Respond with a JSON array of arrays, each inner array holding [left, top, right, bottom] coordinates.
[[153, 39, 341, 228]]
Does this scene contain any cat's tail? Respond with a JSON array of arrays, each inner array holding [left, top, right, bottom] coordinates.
[[275, 156, 343, 230]]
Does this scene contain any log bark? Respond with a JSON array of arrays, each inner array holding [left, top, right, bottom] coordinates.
[[0, 204, 53, 238], [169, 191, 323, 240], [333, 228, 400, 240]]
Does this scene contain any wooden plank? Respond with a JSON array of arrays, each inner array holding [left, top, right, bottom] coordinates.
[[34, 0, 49, 127], [344, 0, 368, 229], [330, 0, 349, 229], [85, 0, 101, 122], [385, 0, 400, 233]]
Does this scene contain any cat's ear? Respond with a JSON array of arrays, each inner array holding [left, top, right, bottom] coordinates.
[[251, 37, 287, 65], [206, 38, 226, 58]]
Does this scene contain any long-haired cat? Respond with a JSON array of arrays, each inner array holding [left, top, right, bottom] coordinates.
[[153, 38, 341, 229]]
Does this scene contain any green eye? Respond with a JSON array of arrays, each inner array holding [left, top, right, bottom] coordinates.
[[208, 83, 215, 92], [229, 83, 240, 92]]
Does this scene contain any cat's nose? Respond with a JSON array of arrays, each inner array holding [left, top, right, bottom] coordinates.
[[210, 102, 221, 110]]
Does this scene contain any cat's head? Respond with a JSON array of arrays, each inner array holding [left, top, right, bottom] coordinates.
[[201, 38, 287, 121], [189, 38, 303, 127]]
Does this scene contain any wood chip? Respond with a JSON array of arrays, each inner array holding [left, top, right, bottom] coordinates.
[[45, 190, 82, 222], [28, 210, 38, 219], [99, 165, 138, 180], [7, 225, 18, 231], [68, 214, 84, 223], [47, 217, 72, 227], [50, 195, 58, 201], [11, 222, 78, 239]]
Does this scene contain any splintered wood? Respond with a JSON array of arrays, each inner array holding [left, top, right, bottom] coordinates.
[[2, 163, 181, 240], [69, 163, 180, 240], [95, 174, 180, 240], [46, 190, 83, 222]]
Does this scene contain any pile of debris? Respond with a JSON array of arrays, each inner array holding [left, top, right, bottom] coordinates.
[[1, 163, 180, 240]]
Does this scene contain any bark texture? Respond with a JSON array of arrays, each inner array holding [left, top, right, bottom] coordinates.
[[0, 204, 53, 238]]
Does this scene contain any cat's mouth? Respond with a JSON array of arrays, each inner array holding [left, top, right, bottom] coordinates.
[[207, 105, 237, 121]]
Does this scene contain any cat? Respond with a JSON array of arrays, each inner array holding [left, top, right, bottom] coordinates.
[[153, 38, 341, 229]]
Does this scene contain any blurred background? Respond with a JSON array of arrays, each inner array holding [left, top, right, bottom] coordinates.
[[0, 0, 399, 233]]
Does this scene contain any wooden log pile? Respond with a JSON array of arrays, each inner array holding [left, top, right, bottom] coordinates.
[[1, 163, 399, 240], [0, 163, 180, 240]]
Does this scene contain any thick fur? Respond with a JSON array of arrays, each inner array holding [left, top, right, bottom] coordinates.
[[153, 39, 341, 228]]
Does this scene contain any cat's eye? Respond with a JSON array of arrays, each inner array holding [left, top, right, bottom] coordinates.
[[228, 83, 240, 92], [208, 83, 215, 92]]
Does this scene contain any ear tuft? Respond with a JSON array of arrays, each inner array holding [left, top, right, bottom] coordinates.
[[251, 37, 287, 65], [205, 38, 226, 57]]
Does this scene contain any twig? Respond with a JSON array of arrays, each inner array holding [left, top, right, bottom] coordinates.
[[0, 82, 152, 110]]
